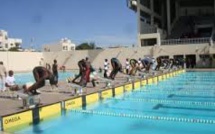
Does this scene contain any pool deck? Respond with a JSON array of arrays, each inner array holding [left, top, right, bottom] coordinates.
[[0, 74, 131, 117], [1, 68, 213, 117]]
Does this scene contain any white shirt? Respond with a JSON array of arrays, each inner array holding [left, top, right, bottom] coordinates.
[[104, 61, 109, 70], [125, 61, 130, 69], [5, 76, 16, 86]]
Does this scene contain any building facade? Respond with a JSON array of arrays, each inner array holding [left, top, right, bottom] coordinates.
[[43, 38, 76, 52], [0, 30, 22, 51], [127, 0, 215, 68]]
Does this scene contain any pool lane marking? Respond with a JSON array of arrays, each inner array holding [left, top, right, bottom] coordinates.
[[132, 90, 215, 96], [145, 85, 215, 90], [71, 109, 215, 124], [109, 98, 215, 107]]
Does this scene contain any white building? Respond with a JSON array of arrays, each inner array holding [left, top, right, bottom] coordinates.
[[43, 38, 76, 52], [0, 30, 22, 51]]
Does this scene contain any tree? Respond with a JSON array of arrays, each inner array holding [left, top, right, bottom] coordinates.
[[8, 47, 20, 52], [76, 42, 96, 50]]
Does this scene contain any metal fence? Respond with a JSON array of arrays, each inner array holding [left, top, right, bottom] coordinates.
[[161, 37, 210, 45], [141, 27, 157, 34]]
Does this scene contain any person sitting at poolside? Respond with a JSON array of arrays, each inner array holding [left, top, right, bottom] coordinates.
[[5, 70, 20, 91], [23, 66, 57, 95], [109, 58, 123, 80]]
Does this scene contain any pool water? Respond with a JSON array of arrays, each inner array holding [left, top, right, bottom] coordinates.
[[14, 71, 74, 85], [15, 72, 215, 134]]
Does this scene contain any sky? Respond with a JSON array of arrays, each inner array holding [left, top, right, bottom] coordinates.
[[0, 0, 137, 50]]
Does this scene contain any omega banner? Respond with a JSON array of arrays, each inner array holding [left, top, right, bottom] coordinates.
[[2, 110, 33, 131]]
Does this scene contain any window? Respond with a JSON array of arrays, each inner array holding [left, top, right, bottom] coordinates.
[[10, 43, 13, 47], [63, 46, 68, 50], [141, 38, 157, 46]]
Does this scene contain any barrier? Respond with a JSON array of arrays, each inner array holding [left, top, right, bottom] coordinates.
[[86, 93, 99, 104], [153, 77, 157, 83], [2, 110, 33, 131], [147, 78, 153, 85], [101, 89, 113, 99], [158, 75, 163, 81], [141, 80, 147, 86], [39, 103, 61, 121], [124, 84, 133, 92], [134, 81, 141, 89], [114, 86, 124, 96], [64, 97, 82, 110]]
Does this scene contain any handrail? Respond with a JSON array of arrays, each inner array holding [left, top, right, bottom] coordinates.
[[161, 37, 210, 45], [141, 27, 157, 34]]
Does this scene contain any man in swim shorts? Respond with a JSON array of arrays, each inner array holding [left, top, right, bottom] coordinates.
[[23, 66, 57, 95], [72, 59, 86, 86], [141, 57, 153, 72], [109, 58, 122, 80]]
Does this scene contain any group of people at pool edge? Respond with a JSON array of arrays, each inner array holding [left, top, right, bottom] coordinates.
[[0, 60, 59, 95], [67, 56, 183, 90], [0, 56, 183, 97]]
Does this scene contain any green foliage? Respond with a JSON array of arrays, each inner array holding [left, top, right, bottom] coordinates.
[[76, 42, 96, 50], [8, 47, 20, 51]]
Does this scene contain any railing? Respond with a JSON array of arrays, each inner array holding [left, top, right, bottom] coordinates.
[[161, 37, 210, 45], [141, 27, 157, 34]]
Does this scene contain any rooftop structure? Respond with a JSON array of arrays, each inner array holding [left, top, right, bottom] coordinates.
[[0, 30, 22, 51], [43, 38, 76, 52]]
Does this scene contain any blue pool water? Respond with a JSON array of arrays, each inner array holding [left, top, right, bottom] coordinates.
[[14, 71, 73, 85], [14, 72, 215, 134]]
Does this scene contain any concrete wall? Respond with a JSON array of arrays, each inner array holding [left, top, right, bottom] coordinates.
[[0, 43, 214, 72], [0, 52, 43, 72]]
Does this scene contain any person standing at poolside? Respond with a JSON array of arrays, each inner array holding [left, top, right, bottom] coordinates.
[[125, 58, 130, 74], [52, 59, 58, 86], [103, 59, 109, 78], [0, 61, 7, 91]]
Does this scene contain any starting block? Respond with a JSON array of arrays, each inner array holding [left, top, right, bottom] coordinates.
[[18, 93, 41, 109], [68, 83, 83, 95]]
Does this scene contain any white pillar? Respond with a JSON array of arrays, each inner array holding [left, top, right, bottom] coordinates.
[[166, 0, 171, 35], [157, 34, 161, 46], [137, 0, 141, 47], [150, 0, 154, 25]]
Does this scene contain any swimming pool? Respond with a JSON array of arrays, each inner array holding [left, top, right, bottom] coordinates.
[[14, 71, 74, 85], [11, 71, 215, 134]]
